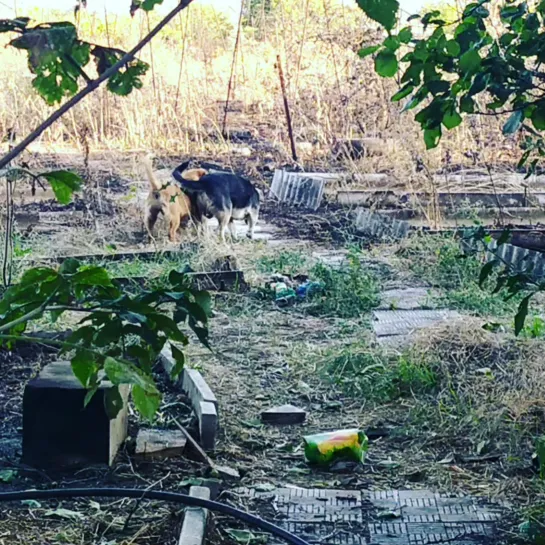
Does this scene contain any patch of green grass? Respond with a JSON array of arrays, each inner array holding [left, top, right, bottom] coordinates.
[[400, 234, 521, 316], [307, 250, 381, 318], [321, 342, 438, 402], [255, 250, 310, 277]]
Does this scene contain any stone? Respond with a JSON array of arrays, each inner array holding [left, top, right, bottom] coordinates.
[[135, 428, 187, 459], [182, 369, 218, 410], [23, 361, 129, 468], [197, 401, 218, 451], [261, 404, 306, 425], [178, 486, 210, 545]]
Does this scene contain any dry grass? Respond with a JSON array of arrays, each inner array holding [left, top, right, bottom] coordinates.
[[0, 0, 526, 193]]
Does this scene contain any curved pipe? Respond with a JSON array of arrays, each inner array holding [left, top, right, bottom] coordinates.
[[0, 488, 310, 545]]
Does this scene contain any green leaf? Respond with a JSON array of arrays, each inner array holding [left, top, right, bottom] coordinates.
[[40, 170, 82, 205], [358, 45, 380, 58], [531, 105, 545, 130], [356, 0, 399, 31], [424, 126, 442, 149], [72, 265, 113, 287], [104, 357, 158, 393], [515, 295, 532, 336], [383, 35, 400, 51], [104, 386, 124, 419], [0, 17, 30, 33], [375, 50, 398, 78], [460, 95, 475, 113], [142, 0, 164, 10], [443, 108, 462, 130], [194, 291, 212, 318], [71, 350, 97, 388], [446, 39, 461, 56], [225, 529, 266, 544], [459, 49, 481, 74], [84, 386, 98, 408], [503, 110, 524, 135], [479, 261, 495, 287], [19, 267, 58, 286], [497, 229, 511, 246], [392, 84, 414, 102], [398, 27, 412, 43], [0, 469, 17, 483], [132, 384, 161, 421], [170, 344, 185, 380]]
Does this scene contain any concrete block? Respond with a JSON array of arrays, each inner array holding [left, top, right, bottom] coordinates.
[[197, 401, 218, 451], [261, 404, 306, 425], [23, 361, 129, 468], [135, 428, 187, 459], [178, 486, 210, 545], [182, 369, 218, 409]]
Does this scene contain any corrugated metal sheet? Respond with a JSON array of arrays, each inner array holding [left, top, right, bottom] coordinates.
[[354, 208, 410, 240], [463, 236, 545, 280], [270, 170, 328, 210]]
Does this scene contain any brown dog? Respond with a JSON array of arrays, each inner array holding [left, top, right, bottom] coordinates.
[[142, 156, 207, 242]]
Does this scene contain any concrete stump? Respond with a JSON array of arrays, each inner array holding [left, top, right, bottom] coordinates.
[[23, 361, 129, 468]]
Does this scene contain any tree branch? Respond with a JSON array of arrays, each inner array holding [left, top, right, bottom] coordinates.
[[0, 0, 195, 171]]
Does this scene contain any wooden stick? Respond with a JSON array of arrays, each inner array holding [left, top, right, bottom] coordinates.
[[276, 55, 298, 163], [221, 0, 245, 137]]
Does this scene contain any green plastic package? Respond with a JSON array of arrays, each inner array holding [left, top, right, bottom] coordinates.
[[303, 429, 368, 466]]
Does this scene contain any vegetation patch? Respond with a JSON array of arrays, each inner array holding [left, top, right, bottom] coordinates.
[[398, 234, 523, 316]]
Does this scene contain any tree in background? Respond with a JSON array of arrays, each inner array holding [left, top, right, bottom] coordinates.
[[356, 0, 545, 333], [356, 0, 545, 170]]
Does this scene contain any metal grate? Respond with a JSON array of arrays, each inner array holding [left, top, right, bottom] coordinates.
[[240, 488, 502, 545]]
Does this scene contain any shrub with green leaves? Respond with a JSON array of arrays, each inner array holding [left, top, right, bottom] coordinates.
[[400, 234, 521, 316], [308, 250, 380, 318], [0, 261, 210, 420], [357, 0, 545, 173]]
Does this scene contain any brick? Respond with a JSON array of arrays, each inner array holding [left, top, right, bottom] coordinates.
[[178, 486, 210, 545], [261, 404, 306, 425], [135, 428, 187, 459], [182, 369, 217, 409], [197, 401, 218, 451], [23, 361, 129, 468]]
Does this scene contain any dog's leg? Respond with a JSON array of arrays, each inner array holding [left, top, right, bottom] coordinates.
[[216, 211, 230, 244], [169, 214, 181, 243], [145, 208, 159, 242], [228, 219, 238, 241], [246, 209, 259, 239]]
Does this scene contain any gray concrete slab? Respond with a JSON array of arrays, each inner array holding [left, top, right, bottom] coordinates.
[[372, 309, 460, 339]]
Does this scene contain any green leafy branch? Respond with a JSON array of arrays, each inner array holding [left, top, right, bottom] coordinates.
[[1, 18, 148, 105], [0, 260, 211, 420], [1, 166, 82, 204], [356, 0, 545, 171], [466, 227, 543, 335]]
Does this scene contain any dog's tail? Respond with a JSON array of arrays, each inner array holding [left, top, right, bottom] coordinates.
[[142, 155, 162, 191], [172, 163, 208, 193]]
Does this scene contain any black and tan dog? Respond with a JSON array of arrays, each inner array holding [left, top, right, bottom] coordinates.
[[172, 162, 260, 242]]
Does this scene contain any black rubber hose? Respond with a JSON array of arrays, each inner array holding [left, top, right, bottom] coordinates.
[[0, 488, 310, 545]]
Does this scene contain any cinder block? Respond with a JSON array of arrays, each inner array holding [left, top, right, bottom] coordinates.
[[182, 369, 218, 409], [23, 361, 129, 468], [197, 401, 218, 451], [179, 486, 210, 545]]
